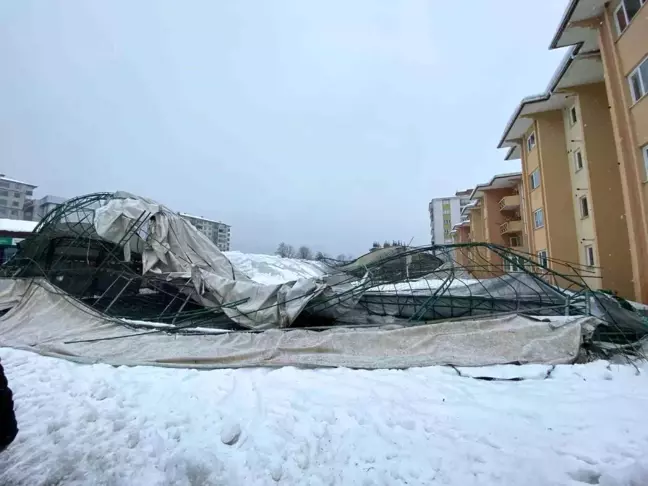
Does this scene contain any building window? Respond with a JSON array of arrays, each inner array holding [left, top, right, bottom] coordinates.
[[643, 144, 648, 180], [506, 255, 525, 272], [533, 208, 544, 229], [25, 190, 33, 196], [569, 106, 578, 125], [529, 169, 541, 190], [628, 55, 648, 103], [537, 250, 548, 268], [579, 196, 590, 218], [0, 181, 8, 189], [615, 0, 645, 35], [574, 149, 584, 171], [510, 236, 520, 247], [0, 190, 7, 197], [0, 199, 7, 207], [526, 132, 536, 152], [585, 245, 595, 266], [11, 201, 19, 207]]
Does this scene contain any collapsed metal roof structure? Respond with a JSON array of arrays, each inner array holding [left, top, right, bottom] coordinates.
[[0, 191, 646, 366]]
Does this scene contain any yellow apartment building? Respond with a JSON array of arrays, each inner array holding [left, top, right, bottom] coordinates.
[[451, 209, 472, 268], [498, 44, 634, 297], [469, 173, 525, 253], [452, 173, 527, 276], [547, 0, 648, 301]]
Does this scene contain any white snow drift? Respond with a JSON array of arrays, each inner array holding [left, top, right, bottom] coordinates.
[[1, 348, 648, 486]]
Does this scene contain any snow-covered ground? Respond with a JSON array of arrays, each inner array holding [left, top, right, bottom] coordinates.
[[224, 251, 329, 285], [2, 348, 648, 485]]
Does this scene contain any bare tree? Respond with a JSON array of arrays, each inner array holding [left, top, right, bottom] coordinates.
[[276, 242, 289, 258], [383, 241, 391, 248], [297, 246, 313, 260], [371, 241, 381, 252], [315, 251, 329, 261], [276, 243, 296, 258]]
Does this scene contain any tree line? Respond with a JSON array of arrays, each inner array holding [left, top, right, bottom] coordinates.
[[275, 243, 352, 262]]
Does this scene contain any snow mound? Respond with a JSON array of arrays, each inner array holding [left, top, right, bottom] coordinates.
[[2, 349, 648, 485], [224, 251, 329, 285], [0, 218, 37, 233]]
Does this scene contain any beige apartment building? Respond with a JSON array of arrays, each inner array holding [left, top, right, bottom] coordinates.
[[452, 173, 526, 275], [545, 0, 648, 301], [452, 207, 472, 269], [497, 0, 646, 298]]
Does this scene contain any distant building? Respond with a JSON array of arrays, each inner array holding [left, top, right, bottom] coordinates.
[[0, 218, 38, 264], [24, 195, 67, 221], [179, 213, 231, 251], [429, 189, 472, 245], [0, 174, 37, 221]]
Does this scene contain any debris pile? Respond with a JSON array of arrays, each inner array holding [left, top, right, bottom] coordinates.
[[0, 191, 645, 368]]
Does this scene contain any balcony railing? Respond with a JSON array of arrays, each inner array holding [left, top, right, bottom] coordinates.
[[499, 195, 521, 211], [500, 220, 523, 235]]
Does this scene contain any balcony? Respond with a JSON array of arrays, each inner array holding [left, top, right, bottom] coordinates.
[[500, 220, 523, 235], [499, 195, 521, 211]]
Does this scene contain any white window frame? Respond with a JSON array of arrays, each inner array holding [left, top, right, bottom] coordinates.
[[537, 250, 548, 268], [569, 106, 578, 125], [585, 245, 595, 267], [615, 2, 629, 34], [643, 144, 648, 181], [628, 55, 648, 104], [574, 149, 584, 172], [615, 0, 647, 35], [506, 255, 524, 273], [533, 208, 544, 229], [526, 132, 536, 153], [579, 196, 590, 219], [530, 169, 541, 190]]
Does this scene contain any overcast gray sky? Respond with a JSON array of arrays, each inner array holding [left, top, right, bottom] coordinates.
[[0, 0, 568, 256]]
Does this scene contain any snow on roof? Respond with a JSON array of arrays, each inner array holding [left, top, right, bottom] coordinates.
[[224, 251, 328, 285], [0, 176, 37, 187], [178, 212, 229, 226], [0, 218, 38, 233]]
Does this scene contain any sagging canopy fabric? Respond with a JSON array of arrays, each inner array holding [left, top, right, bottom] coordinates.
[[94, 193, 327, 330], [0, 278, 594, 369]]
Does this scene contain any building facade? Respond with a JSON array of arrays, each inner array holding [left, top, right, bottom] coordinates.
[[179, 213, 231, 251], [429, 190, 471, 245], [494, 0, 645, 299], [24, 195, 67, 221], [547, 0, 648, 301], [452, 173, 526, 276], [0, 175, 36, 221]]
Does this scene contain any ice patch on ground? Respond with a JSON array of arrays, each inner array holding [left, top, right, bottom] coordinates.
[[2, 348, 648, 485]]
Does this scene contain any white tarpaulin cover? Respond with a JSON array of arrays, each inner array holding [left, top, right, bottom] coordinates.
[[0, 278, 593, 369], [93, 193, 326, 329]]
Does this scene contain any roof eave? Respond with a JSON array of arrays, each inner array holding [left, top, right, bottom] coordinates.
[[550, 0, 580, 49]]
